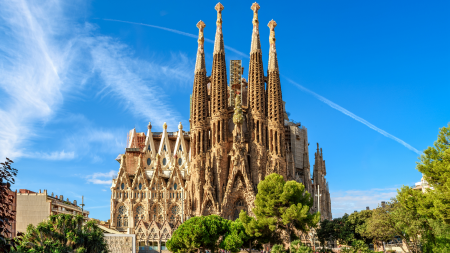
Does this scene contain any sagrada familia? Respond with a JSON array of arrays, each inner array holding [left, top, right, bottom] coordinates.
[[110, 2, 332, 249]]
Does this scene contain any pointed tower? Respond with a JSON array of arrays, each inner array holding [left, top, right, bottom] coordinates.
[[191, 20, 209, 159], [267, 20, 286, 177], [210, 2, 229, 210], [211, 2, 228, 148], [248, 2, 267, 186], [189, 21, 209, 216]]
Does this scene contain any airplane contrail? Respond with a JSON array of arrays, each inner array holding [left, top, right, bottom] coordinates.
[[102, 19, 248, 58], [102, 18, 421, 155], [285, 77, 421, 155]]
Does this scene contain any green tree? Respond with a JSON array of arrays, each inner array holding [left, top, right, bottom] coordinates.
[[332, 214, 358, 246], [416, 123, 450, 224], [316, 219, 336, 248], [0, 158, 18, 252], [241, 173, 320, 252], [290, 240, 313, 253], [222, 217, 262, 253], [16, 213, 108, 253], [167, 215, 230, 253], [347, 210, 373, 245]]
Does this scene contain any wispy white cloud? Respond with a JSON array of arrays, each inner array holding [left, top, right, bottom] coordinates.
[[26, 150, 75, 160], [331, 187, 398, 218], [85, 170, 116, 185], [102, 18, 249, 58], [0, 1, 187, 159], [286, 78, 422, 155]]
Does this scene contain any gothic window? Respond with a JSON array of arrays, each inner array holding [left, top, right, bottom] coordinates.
[[152, 206, 157, 221], [139, 183, 142, 190], [147, 158, 151, 165], [134, 206, 145, 226], [169, 205, 180, 223], [121, 183, 124, 190], [157, 205, 164, 222], [174, 183, 177, 190], [148, 145, 151, 151], [178, 158, 182, 165], [163, 145, 167, 151], [163, 158, 167, 165], [117, 205, 127, 227], [233, 199, 246, 220]]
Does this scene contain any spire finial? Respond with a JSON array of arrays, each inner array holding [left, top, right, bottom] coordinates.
[[178, 122, 183, 130], [268, 19, 277, 45], [268, 19, 278, 71], [163, 122, 167, 130], [148, 122, 152, 130], [197, 20, 205, 47], [213, 3, 225, 54], [195, 20, 206, 72], [215, 2, 224, 27], [251, 2, 260, 27]]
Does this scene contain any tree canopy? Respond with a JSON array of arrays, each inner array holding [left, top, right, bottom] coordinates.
[[167, 215, 231, 253], [0, 158, 18, 252], [241, 173, 320, 251], [15, 213, 108, 253], [416, 123, 450, 224]]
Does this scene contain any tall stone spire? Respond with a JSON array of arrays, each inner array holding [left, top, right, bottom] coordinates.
[[248, 2, 267, 187], [248, 2, 265, 119], [267, 19, 282, 126], [191, 21, 208, 128], [211, 2, 228, 117], [267, 19, 286, 178]]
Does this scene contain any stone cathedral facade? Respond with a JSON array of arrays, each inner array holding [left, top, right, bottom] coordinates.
[[110, 2, 332, 249]]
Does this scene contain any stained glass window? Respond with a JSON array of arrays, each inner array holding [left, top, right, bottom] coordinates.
[[121, 183, 124, 190], [163, 158, 167, 165], [174, 183, 177, 190], [139, 183, 142, 190], [134, 206, 145, 226], [147, 158, 151, 165], [178, 158, 182, 165]]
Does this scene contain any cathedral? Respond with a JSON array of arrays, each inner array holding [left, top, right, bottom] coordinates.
[[110, 2, 332, 249]]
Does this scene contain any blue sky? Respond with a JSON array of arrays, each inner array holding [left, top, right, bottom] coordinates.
[[1, 0, 449, 220]]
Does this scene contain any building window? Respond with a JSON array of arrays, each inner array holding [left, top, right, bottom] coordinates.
[[163, 145, 167, 151], [148, 145, 151, 151], [174, 183, 178, 190], [147, 158, 151, 165], [178, 158, 182, 165], [163, 158, 167, 165], [139, 183, 142, 190], [117, 205, 127, 227], [179, 145, 182, 151], [135, 206, 145, 226], [121, 183, 124, 190]]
